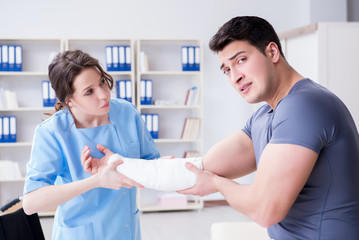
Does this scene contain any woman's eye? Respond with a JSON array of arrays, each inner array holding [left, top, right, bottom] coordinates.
[[85, 89, 93, 96], [223, 68, 230, 75]]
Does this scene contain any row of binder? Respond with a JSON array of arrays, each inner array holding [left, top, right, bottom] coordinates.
[[42, 80, 57, 107], [140, 79, 153, 105], [105, 45, 131, 71], [0, 116, 17, 143], [0, 45, 23, 71], [116, 80, 132, 103], [181, 46, 200, 71], [141, 113, 159, 139]]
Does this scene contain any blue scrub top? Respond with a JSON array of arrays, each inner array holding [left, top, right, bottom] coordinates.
[[24, 99, 160, 240]]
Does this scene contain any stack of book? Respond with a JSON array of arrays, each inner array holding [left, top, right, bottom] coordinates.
[[183, 151, 201, 158], [181, 118, 200, 139], [0, 160, 22, 180], [184, 86, 199, 106]]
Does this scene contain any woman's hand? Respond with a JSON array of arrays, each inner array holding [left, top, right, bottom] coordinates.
[[95, 159, 144, 189], [81, 144, 114, 175]]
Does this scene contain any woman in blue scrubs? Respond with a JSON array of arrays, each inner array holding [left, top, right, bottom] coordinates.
[[22, 50, 160, 240]]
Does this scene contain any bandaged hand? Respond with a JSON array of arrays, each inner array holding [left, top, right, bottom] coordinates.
[[108, 154, 203, 191]]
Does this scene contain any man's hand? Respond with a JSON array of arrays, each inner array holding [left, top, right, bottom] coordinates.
[[177, 162, 219, 197], [81, 144, 114, 175]]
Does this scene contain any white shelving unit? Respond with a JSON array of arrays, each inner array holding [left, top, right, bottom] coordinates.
[[279, 22, 359, 128], [136, 39, 204, 212], [65, 39, 135, 104], [0, 38, 63, 209], [0, 38, 205, 214]]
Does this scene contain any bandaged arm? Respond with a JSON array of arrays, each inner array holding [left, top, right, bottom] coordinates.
[[108, 154, 202, 192]]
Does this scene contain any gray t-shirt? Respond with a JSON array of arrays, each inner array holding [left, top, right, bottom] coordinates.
[[243, 79, 359, 239]]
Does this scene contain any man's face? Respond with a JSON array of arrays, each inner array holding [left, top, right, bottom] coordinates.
[[218, 40, 276, 104]]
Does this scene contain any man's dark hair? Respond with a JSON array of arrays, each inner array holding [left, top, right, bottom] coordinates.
[[209, 16, 284, 57]]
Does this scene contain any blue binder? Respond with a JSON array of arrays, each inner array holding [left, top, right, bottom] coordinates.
[[0, 116, 3, 142], [151, 114, 159, 139], [119, 46, 125, 71], [15, 45, 22, 71], [105, 46, 113, 71], [125, 80, 132, 103], [9, 116, 16, 142], [140, 80, 146, 105], [188, 46, 195, 71], [1, 45, 9, 71], [145, 79, 153, 105], [194, 46, 200, 71], [8, 45, 15, 71], [125, 45, 131, 71], [141, 114, 147, 126], [181, 46, 188, 71], [42, 81, 50, 107], [118, 80, 126, 100], [146, 114, 153, 136], [2, 116, 10, 142], [0, 46, 2, 71], [49, 82, 57, 106], [112, 46, 119, 71], [42, 80, 56, 107]]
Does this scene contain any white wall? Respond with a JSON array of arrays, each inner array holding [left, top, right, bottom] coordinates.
[[0, 0, 347, 199]]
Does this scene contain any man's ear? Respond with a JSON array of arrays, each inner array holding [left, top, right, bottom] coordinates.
[[266, 42, 280, 63]]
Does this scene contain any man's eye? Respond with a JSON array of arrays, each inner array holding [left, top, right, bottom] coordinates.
[[223, 69, 230, 75], [237, 57, 246, 64]]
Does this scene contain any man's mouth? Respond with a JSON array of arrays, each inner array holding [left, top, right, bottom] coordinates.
[[240, 83, 252, 93]]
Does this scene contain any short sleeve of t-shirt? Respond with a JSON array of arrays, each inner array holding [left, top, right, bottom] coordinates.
[[243, 80, 340, 155], [269, 86, 339, 153]]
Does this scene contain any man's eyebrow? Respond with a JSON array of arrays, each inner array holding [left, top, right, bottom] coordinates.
[[220, 51, 245, 70]]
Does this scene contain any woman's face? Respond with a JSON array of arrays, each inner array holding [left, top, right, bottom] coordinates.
[[67, 67, 111, 125]]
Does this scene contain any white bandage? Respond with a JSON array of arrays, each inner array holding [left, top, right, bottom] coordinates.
[[108, 154, 203, 191]]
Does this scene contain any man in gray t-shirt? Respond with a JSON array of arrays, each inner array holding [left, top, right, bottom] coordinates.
[[178, 16, 359, 239], [243, 78, 359, 239]]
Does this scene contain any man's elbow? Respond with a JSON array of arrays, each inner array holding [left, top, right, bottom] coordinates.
[[252, 205, 288, 228]]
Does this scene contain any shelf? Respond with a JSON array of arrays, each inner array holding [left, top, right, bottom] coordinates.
[[139, 200, 204, 212], [0, 142, 32, 147], [38, 211, 56, 217], [154, 139, 201, 143], [0, 178, 25, 182], [140, 71, 201, 76], [107, 71, 133, 75], [0, 71, 48, 76], [139, 105, 200, 109], [0, 107, 54, 112]]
